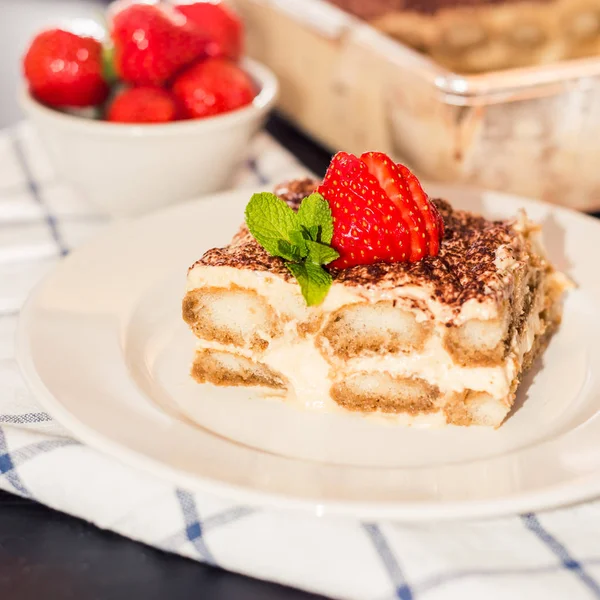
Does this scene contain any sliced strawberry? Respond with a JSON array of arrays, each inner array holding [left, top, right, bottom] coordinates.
[[322, 152, 411, 262], [396, 163, 441, 255], [361, 152, 428, 262], [322, 180, 409, 268], [318, 152, 410, 268]]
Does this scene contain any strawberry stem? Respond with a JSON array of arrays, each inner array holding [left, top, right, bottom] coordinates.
[[102, 44, 118, 84]]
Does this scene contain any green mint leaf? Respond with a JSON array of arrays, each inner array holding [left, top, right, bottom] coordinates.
[[277, 240, 304, 262], [306, 225, 320, 241], [305, 240, 339, 266], [297, 193, 334, 244], [295, 225, 320, 242], [289, 230, 309, 256], [245, 191, 338, 307], [287, 262, 332, 307], [245, 192, 300, 258]]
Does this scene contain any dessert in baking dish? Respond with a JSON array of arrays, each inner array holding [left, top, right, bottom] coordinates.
[[183, 151, 568, 427], [329, 0, 600, 72]]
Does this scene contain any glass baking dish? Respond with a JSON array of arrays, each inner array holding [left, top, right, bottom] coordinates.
[[234, 0, 600, 211]]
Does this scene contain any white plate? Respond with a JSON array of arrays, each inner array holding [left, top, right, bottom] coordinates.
[[16, 184, 600, 521]]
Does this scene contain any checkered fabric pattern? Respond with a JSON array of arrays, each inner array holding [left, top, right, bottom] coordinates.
[[2, 123, 600, 600]]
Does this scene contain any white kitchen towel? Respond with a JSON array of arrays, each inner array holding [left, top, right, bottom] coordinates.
[[2, 122, 600, 600]]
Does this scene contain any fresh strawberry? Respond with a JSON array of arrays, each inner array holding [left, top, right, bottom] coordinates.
[[111, 3, 208, 87], [107, 87, 179, 123], [395, 163, 443, 256], [361, 152, 428, 262], [318, 152, 410, 269], [171, 58, 255, 118], [23, 29, 109, 108], [175, 1, 243, 61], [317, 151, 445, 269]]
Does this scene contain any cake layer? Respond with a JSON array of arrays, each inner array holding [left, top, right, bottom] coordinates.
[[183, 180, 568, 427], [186, 270, 557, 427], [186, 269, 549, 396], [329, 0, 600, 73]]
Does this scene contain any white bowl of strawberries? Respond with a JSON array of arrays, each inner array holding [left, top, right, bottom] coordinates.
[[20, 1, 278, 217]]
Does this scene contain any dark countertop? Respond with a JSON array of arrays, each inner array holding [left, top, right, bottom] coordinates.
[[0, 490, 324, 600]]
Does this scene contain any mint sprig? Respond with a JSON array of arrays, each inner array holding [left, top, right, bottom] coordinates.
[[244, 192, 339, 306], [305, 240, 339, 265], [297, 193, 334, 244], [286, 262, 332, 307]]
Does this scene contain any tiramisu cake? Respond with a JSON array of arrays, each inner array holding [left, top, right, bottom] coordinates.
[[183, 151, 568, 427], [329, 0, 600, 73]]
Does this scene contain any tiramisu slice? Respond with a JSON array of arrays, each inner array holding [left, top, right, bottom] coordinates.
[[183, 152, 568, 427]]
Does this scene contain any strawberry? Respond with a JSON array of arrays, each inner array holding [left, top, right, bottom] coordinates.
[[396, 163, 443, 256], [171, 58, 255, 118], [23, 29, 109, 108], [175, 1, 243, 61], [107, 87, 179, 123], [361, 152, 428, 262], [318, 152, 411, 269], [317, 151, 445, 269], [111, 3, 208, 87]]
